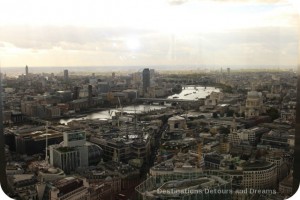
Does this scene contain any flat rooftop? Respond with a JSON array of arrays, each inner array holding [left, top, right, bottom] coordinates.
[[242, 160, 274, 171]]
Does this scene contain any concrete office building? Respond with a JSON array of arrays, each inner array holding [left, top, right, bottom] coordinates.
[[49, 131, 103, 174]]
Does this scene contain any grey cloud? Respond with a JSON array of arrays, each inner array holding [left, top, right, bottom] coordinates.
[[0, 24, 297, 66], [0, 26, 154, 51]]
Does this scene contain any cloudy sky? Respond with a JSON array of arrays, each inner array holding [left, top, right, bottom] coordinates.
[[0, 0, 299, 68]]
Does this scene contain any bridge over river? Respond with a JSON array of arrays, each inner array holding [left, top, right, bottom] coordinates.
[[137, 97, 203, 103], [136, 97, 205, 109]]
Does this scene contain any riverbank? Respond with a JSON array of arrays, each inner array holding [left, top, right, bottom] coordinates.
[[58, 85, 220, 124]]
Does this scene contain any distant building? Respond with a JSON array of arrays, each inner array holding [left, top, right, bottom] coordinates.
[[45, 105, 61, 119], [142, 68, 150, 95], [168, 115, 187, 131], [244, 91, 264, 118], [97, 82, 110, 93], [56, 90, 72, 103], [73, 86, 80, 100], [25, 65, 28, 76], [63, 69, 69, 82], [205, 92, 224, 107], [150, 69, 155, 85]]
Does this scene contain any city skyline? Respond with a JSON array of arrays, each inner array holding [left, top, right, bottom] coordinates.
[[0, 0, 299, 68]]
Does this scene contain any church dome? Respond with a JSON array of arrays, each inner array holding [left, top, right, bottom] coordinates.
[[247, 91, 261, 98]]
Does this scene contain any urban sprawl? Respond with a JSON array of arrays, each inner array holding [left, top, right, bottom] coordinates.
[[1, 66, 296, 200]]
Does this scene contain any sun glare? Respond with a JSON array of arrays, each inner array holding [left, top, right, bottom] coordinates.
[[125, 37, 141, 51]]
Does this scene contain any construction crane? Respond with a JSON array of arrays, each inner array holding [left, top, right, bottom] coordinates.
[[117, 97, 123, 116]]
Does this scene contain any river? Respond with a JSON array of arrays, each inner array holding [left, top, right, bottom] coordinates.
[[59, 86, 219, 124]]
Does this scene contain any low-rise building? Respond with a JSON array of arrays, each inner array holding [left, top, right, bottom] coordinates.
[[238, 160, 277, 190], [49, 177, 90, 200]]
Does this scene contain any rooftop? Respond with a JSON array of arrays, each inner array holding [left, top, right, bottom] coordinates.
[[168, 115, 186, 121], [52, 177, 85, 196], [151, 152, 203, 172], [242, 160, 274, 171]]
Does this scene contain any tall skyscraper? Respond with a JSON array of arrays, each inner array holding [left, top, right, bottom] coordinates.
[[227, 67, 230, 76], [25, 65, 28, 76], [63, 69, 69, 81], [142, 68, 150, 94]]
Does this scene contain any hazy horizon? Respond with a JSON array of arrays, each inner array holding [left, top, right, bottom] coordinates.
[[1, 64, 297, 77]]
